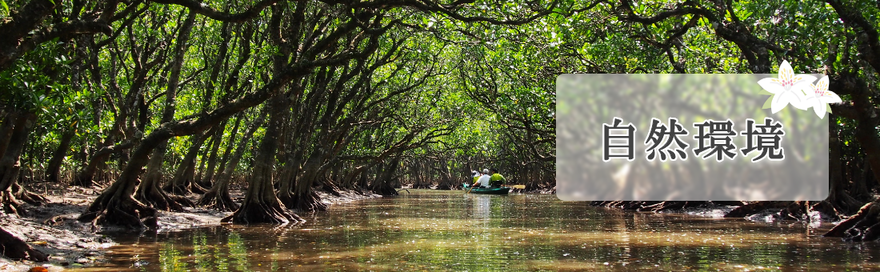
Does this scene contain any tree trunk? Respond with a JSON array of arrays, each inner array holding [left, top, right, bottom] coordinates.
[[0, 112, 17, 161], [0, 112, 38, 215], [212, 117, 242, 187], [197, 121, 225, 188], [164, 131, 210, 195], [197, 164, 238, 212], [223, 98, 301, 224], [371, 156, 400, 196], [276, 162, 298, 211], [285, 157, 328, 212], [135, 148, 187, 211], [824, 201, 880, 241], [198, 110, 265, 211], [46, 125, 76, 183], [73, 140, 135, 187], [134, 10, 196, 212], [321, 166, 343, 197], [0, 226, 47, 261], [78, 133, 163, 229], [342, 164, 369, 194], [822, 113, 866, 215]]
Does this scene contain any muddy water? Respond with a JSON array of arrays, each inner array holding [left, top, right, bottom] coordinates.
[[76, 190, 880, 271]]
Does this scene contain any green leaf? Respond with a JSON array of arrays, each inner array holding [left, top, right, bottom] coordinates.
[[0, 0, 8, 16]]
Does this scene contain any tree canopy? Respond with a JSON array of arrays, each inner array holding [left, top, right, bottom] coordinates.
[[0, 0, 879, 229]]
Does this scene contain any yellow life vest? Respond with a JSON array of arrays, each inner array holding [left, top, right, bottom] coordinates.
[[490, 173, 505, 183]]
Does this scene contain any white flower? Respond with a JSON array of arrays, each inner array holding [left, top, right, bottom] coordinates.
[[804, 76, 841, 119], [757, 60, 817, 113]]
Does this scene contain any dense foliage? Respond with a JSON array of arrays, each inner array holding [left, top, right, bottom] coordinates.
[[0, 0, 878, 230]]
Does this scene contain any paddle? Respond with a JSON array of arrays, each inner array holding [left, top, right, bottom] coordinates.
[[497, 184, 524, 193], [467, 183, 477, 194]]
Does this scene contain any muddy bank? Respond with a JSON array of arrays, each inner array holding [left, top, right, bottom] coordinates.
[[0, 185, 110, 271], [591, 200, 845, 227], [0, 182, 381, 271]]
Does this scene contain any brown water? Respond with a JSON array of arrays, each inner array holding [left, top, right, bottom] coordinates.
[[76, 190, 880, 271]]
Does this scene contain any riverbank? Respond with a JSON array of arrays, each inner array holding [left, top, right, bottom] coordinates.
[[0, 185, 108, 271], [591, 200, 849, 228], [0, 182, 381, 271]]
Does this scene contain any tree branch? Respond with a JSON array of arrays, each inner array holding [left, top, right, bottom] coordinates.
[[825, 0, 880, 73], [1, 20, 112, 71], [147, 0, 281, 23], [344, 0, 558, 26]]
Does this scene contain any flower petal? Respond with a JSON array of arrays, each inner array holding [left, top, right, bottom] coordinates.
[[820, 90, 842, 104], [779, 60, 793, 82], [771, 91, 796, 113], [793, 74, 817, 87], [758, 78, 784, 94], [788, 89, 810, 110], [812, 98, 827, 118], [814, 76, 829, 93]]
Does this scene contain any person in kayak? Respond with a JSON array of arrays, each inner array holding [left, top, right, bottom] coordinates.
[[466, 170, 480, 189], [489, 168, 506, 188], [476, 169, 491, 188]]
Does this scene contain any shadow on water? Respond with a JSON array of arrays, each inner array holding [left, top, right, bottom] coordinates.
[[75, 190, 880, 271]]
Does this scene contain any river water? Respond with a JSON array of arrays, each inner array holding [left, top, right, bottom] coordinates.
[[77, 190, 880, 271]]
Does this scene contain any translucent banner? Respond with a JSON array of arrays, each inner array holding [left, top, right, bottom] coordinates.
[[556, 74, 828, 201]]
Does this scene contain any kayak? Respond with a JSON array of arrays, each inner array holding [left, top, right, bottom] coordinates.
[[470, 187, 510, 195], [463, 184, 510, 195]]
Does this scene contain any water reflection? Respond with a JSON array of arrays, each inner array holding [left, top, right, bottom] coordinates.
[[76, 190, 880, 271]]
